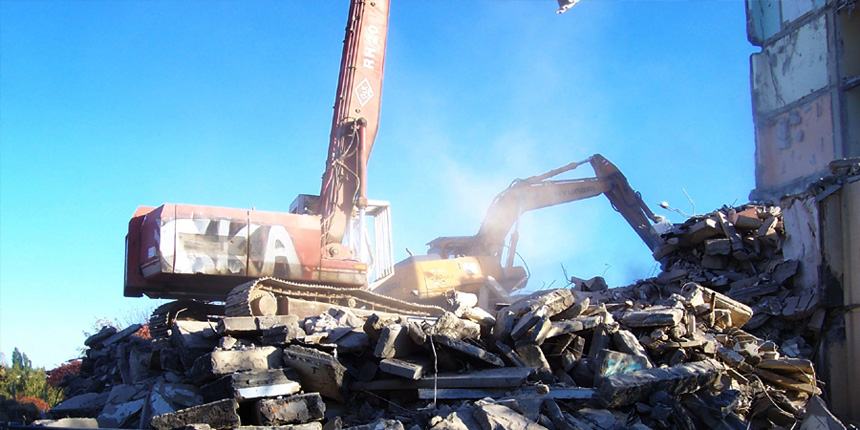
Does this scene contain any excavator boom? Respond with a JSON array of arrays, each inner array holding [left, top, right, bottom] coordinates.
[[319, 0, 390, 247]]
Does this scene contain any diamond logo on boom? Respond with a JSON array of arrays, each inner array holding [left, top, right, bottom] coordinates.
[[355, 78, 374, 107]]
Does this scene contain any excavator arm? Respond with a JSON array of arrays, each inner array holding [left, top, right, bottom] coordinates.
[[375, 154, 664, 307], [319, 0, 390, 252], [428, 154, 664, 262]]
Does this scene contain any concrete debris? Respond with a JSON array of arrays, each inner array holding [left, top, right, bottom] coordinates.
[[150, 399, 239, 430], [255, 394, 326, 425], [43, 202, 842, 430]]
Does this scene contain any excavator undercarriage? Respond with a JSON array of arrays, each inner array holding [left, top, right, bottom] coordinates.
[[148, 278, 443, 339]]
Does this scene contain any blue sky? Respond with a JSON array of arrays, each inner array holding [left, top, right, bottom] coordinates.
[[0, 0, 758, 369]]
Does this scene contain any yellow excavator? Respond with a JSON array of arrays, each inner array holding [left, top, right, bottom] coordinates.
[[371, 154, 667, 308]]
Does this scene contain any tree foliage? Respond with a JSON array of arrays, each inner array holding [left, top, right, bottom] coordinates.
[[0, 348, 65, 408], [46, 360, 81, 388]]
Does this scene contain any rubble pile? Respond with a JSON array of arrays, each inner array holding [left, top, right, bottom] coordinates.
[[595, 204, 821, 359], [42, 203, 847, 430]]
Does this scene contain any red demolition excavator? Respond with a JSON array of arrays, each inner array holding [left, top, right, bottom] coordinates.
[[123, 0, 444, 336]]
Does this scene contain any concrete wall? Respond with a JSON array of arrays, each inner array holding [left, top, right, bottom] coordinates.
[[747, 0, 860, 422], [747, 0, 858, 200], [815, 177, 860, 422]]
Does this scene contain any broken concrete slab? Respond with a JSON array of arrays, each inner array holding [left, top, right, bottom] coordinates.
[[472, 402, 548, 430], [593, 349, 650, 386], [552, 295, 590, 321], [374, 324, 418, 359], [171, 320, 218, 350], [191, 347, 283, 384], [378, 357, 431, 380], [84, 326, 118, 348], [612, 329, 654, 368], [150, 399, 239, 430], [546, 316, 602, 338], [352, 367, 535, 391], [597, 359, 724, 407], [514, 344, 551, 378], [432, 312, 482, 340], [506, 289, 575, 318], [492, 309, 515, 344], [680, 282, 753, 329], [282, 345, 348, 402], [139, 378, 204, 429], [262, 324, 305, 345], [752, 367, 821, 395], [102, 324, 144, 348], [463, 306, 496, 328], [494, 340, 527, 368], [799, 396, 847, 430], [202, 368, 301, 402], [511, 307, 548, 340], [218, 315, 300, 336], [678, 217, 721, 246], [96, 384, 147, 428], [237, 421, 323, 430], [433, 334, 504, 367], [49, 392, 110, 419], [621, 307, 684, 328], [239, 425, 321, 430], [417, 387, 595, 400], [255, 393, 325, 425], [341, 418, 405, 430], [428, 409, 480, 430]]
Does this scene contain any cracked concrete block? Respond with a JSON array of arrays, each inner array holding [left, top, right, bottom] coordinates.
[[511, 307, 547, 340], [202, 368, 301, 402], [621, 307, 684, 328], [282, 345, 348, 402], [472, 403, 548, 430], [597, 359, 724, 407], [593, 349, 651, 387], [255, 393, 325, 425], [239, 425, 321, 430], [433, 334, 504, 367], [262, 323, 305, 345], [514, 344, 551, 380], [97, 384, 147, 428], [102, 324, 144, 348], [379, 358, 431, 380], [150, 399, 239, 430], [191, 347, 283, 384], [432, 312, 481, 340], [50, 392, 110, 419], [428, 410, 476, 430], [218, 315, 299, 336], [506, 289, 575, 318], [374, 324, 417, 359], [342, 418, 405, 430], [141, 378, 204, 429], [612, 329, 654, 368], [85, 326, 118, 348]]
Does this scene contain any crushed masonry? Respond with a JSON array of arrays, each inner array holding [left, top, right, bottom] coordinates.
[[23, 202, 848, 430]]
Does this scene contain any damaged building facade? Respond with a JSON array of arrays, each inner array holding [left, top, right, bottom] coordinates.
[[746, 0, 860, 421]]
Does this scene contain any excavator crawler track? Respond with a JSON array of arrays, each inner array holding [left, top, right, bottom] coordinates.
[[149, 300, 225, 339], [225, 277, 444, 318]]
